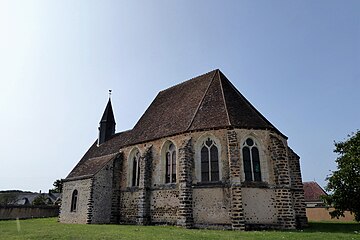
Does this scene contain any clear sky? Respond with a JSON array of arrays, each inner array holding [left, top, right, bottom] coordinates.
[[0, 0, 359, 192]]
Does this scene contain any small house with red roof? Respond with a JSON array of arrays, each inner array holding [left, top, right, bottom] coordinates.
[[303, 181, 327, 208]]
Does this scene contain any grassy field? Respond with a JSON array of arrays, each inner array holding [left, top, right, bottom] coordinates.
[[0, 218, 359, 240]]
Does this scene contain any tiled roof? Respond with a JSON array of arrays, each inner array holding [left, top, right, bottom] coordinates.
[[66, 69, 284, 180], [66, 153, 120, 180], [303, 181, 327, 202], [64, 130, 134, 180]]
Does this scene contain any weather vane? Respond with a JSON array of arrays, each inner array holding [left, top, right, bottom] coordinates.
[[109, 89, 112, 98]]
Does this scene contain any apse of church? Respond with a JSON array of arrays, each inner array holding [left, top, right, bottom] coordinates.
[[59, 69, 307, 230]]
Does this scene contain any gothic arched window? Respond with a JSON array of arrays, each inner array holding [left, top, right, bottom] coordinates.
[[201, 138, 219, 182], [165, 143, 177, 183], [70, 189, 78, 212], [132, 150, 141, 187], [242, 138, 261, 182]]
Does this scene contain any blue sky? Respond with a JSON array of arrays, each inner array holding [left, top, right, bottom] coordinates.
[[0, 0, 359, 192]]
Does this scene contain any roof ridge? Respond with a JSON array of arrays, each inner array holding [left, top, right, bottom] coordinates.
[[217, 70, 231, 126], [158, 69, 218, 94], [88, 152, 118, 161], [186, 70, 218, 131], [220, 71, 286, 138]]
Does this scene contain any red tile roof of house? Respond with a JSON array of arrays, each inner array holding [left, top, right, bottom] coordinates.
[[303, 181, 327, 202]]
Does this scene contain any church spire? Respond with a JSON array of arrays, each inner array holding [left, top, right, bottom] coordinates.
[[98, 90, 116, 145]]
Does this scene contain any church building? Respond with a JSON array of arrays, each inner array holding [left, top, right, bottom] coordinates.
[[59, 69, 308, 230]]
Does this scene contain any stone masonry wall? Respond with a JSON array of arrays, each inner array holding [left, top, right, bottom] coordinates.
[[270, 134, 296, 229], [288, 147, 308, 228], [137, 146, 153, 225], [118, 130, 230, 227], [193, 187, 231, 227], [150, 188, 179, 224], [110, 153, 123, 223], [59, 178, 92, 224], [227, 130, 246, 230], [177, 137, 194, 228], [88, 158, 116, 224], [113, 128, 304, 230], [242, 188, 277, 224], [119, 191, 139, 224]]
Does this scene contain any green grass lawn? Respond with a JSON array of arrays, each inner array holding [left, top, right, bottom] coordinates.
[[0, 218, 359, 240]]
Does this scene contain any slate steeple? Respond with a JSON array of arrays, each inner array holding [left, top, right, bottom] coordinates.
[[98, 94, 116, 145]]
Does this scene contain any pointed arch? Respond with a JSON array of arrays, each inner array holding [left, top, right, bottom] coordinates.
[[195, 134, 222, 182], [128, 147, 141, 187], [161, 140, 177, 184], [241, 137, 262, 182]]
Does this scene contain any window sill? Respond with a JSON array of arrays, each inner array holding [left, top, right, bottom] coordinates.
[[124, 186, 140, 192], [152, 183, 177, 190], [193, 181, 225, 188], [241, 181, 269, 188]]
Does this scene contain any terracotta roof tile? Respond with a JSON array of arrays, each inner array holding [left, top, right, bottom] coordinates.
[[66, 153, 119, 180], [66, 69, 285, 179], [303, 181, 327, 202]]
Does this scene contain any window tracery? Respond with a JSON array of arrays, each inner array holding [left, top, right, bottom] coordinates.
[[242, 138, 261, 182], [201, 138, 219, 182]]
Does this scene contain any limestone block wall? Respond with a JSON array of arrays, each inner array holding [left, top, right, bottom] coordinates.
[[120, 191, 139, 224], [113, 128, 304, 230], [150, 188, 179, 224], [89, 160, 114, 224], [59, 178, 92, 224], [192, 187, 231, 227], [118, 129, 230, 226], [242, 188, 277, 224]]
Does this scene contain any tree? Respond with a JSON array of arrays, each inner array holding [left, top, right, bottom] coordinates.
[[32, 194, 48, 206], [0, 191, 18, 205], [49, 179, 63, 193], [323, 130, 360, 221]]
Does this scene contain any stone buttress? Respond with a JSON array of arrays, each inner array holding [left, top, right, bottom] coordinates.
[[137, 146, 153, 225], [110, 153, 123, 224], [177, 138, 194, 228], [270, 134, 296, 229], [227, 130, 246, 230], [288, 148, 308, 228]]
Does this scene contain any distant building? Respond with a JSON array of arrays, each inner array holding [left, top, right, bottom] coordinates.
[[303, 181, 327, 207], [303, 181, 354, 222], [59, 69, 307, 230], [0, 191, 61, 206]]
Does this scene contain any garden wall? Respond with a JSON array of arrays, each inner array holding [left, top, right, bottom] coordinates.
[[306, 207, 354, 222], [0, 205, 59, 220]]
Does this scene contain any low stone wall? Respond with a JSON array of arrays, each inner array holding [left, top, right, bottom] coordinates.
[[306, 207, 354, 222], [0, 205, 59, 220]]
